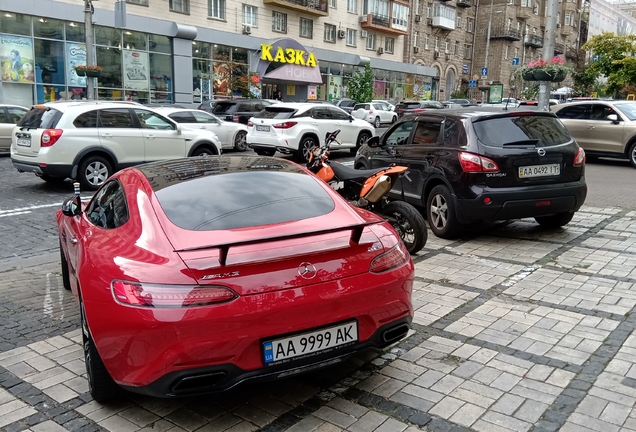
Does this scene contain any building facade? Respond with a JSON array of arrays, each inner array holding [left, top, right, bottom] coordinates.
[[0, 0, 437, 106]]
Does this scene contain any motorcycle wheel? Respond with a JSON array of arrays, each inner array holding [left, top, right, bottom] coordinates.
[[380, 201, 427, 254]]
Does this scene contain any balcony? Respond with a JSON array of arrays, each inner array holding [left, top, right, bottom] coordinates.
[[456, 0, 471, 7], [490, 28, 521, 40], [554, 43, 564, 54], [516, 6, 532, 19], [428, 16, 455, 30], [359, 13, 409, 35], [560, 25, 573, 36], [524, 34, 544, 48], [263, 0, 329, 16]]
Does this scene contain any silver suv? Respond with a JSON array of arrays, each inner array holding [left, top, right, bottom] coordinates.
[[11, 101, 222, 190]]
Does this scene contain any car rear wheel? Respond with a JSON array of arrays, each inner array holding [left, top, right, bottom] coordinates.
[[81, 301, 120, 402], [192, 145, 218, 156], [59, 242, 71, 291], [534, 212, 574, 228], [351, 131, 372, 154], [629, 141, 636, 169], [297, 136, 317, 162], [254, 148, 276, 157], [374, 117, 381, 128], [427, 185, 463, 239], [381, 201, 427, 254], [391, 116, 397, 124], [233, 131, 248, 151], [78, 156, 112, 191]]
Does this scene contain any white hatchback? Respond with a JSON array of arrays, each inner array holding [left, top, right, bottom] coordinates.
[[11, 101, 222, 190], [246, 103, 374, 162]]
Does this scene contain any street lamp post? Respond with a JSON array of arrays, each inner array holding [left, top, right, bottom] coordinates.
[[84, 0, 95, 100], [537, 0, 559, 110], [482, 1, 501, 103]]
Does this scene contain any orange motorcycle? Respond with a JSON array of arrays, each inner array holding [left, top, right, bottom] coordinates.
[[307, 130, 427, 254]]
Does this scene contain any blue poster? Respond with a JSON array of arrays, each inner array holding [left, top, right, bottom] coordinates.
[[66, 42, 87, 87]]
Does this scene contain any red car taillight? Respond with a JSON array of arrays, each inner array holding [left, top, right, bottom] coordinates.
[[411, 109, 424, 113], [369, 241, 409, 273], [573, 147, 586, 166], [458, 152, 499, 173], [41, 129, 63, 147], [111, 281, 236, 308], [273, 122, 298, 129]]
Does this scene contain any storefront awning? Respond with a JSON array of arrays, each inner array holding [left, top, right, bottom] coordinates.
[[263, 64, 323, 84]]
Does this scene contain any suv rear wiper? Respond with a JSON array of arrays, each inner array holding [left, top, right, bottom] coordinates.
[[502, 139, 540, 147]]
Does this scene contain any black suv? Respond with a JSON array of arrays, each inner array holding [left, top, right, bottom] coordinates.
[[354, 108, 587, 238], [211, 100, 273, 124]]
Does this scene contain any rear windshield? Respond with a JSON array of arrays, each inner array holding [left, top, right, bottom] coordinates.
[[155, 171, 335, 230], [211, 102, 236, 114], [473, 115, 572, 147], [254, 107, 297, 119], [398, 102, 423, 109], [17, 107, 62, 129]]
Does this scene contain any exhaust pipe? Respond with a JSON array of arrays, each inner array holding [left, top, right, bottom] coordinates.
[[382, 323, 409, 344]]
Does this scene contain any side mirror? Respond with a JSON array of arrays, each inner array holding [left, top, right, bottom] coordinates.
[[176, 125, 183, 135], [607, 113, 619, 124], [367, 136, 380, 148], [62, 196, 82, 217], [348, 115, 353, 122]]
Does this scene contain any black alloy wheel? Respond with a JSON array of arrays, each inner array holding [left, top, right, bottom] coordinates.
[[381, 201, 427, 254]]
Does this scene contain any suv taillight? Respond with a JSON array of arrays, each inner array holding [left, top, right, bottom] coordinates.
[[112, 281, 236, 308], [247, 121, 254, 127], [41, 129, 63, 147], [273, 122, 297, 129], [573, 147, 586, 166], [459, 152, 499, 172]]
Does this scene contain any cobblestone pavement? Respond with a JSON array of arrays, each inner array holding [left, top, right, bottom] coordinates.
[[1, 205, 636, 432]]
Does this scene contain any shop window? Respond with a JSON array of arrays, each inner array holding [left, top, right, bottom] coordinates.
[[123, 31, 147, 51], [193, 41, 212, 58], [243, 5, 258, 26], [209, 0, 226, 20], [149, 34, 171, 54], [170, 0, 189, 14], [150, 53, 172, 102], [95, 27, 122, 48], [37, 85, 66, 103], [214, 44, 231, 60], [300, 18, 313, 39], [232, 48, 248, 64], [385, 37, 394, 54], [34, 17, 63, 40], [346, 29, 356, 47], [34, 39, 65, 85], [0, 13, 32, 36], [324, 24, 336, 43], [65, 22, 85, 43], [272, 12, 287, 33], [366, 34, 376, 50], [96, 47, 123, 88]]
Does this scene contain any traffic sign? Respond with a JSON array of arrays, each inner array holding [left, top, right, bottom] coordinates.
[[481, 67, 488, 76], [512, 57, 520, 66], [469, 80, 477, 88], [462, 64, 469, 74], [481, 75, 488, 80]]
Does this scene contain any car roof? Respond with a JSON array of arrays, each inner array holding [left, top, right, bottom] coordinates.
[[399, 107, 556, 121], [0, 104, 29, 109], [264, 103, 325, 110], [34, 100, 142, 113], [152, 107, 200, 114]]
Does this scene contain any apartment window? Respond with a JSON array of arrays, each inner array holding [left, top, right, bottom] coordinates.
[[348, 0, 357, 13], [507, 18, 512, 30], [300, 18, 313, 38], [533, 2, 539, 14], [272, 11, 287, 33], [514, 47, 519, 58], [346, 28, 357, 46], [385, 37, 394, 53], [209, 0, 225, 19], [467, 18, 474, 32], [414, 31, 419, 47], [324, 23, 336, 42], [533, 27, 537, 34], [170, 0, 189, 13], [504, 45, 509, 59], [433, 3, 456, 21], [464, 44, 472, 58], [427, 3, 432, 17], [565, 12, 572, 25], [367, 33, 376, 50], [517, 21, 521, 31], [425, 34, 429, 49], [557, 12, 561, 24], [434, 37, 439, 51], [243, 5, 257, 26], [392, 4, 408, 30], [454, 41, 459, 55], [127, 0, 149, 4], [508, 0, 514, 4], [444, 39, 450, 53], [330, 0, 337, 7], [456, 13, 462, 28], [521, 0, 529, 7]]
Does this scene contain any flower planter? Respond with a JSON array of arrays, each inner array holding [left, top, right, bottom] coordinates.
[[74, 69, 101, 78], [553, 70, 567, 82], [522, 70, 535, 81], [532, 69, 554, 81]]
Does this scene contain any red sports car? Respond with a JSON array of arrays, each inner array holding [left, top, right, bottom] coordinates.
[[57, 156, 414, 402]]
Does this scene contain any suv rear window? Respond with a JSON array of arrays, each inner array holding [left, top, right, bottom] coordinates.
[[397, 102, 423, 109], [473, 115, 572, 147], [211, 102, 236, 114], [254, 107, 297, 119], [17, 107, 62, 129], [155, 171, 335, 231]]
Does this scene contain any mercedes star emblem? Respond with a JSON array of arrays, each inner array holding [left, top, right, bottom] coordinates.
[[537, 148, 546, 156], [298, 262, 317, 280]]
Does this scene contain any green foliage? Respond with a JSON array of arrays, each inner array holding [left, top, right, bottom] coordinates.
[[581, 33, 636, 95], [522, 83, 539, 100], [450, 90, 467, 98], [347, 63, 374, 103]]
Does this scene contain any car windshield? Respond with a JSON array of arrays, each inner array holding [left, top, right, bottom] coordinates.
[[615, 103, 636, 120], [154, 171, 335, 231], [473, 114, 572, 147], [254, 107, 297, 119], [17, 107, 62, 128], [424, 101, 445, 109]]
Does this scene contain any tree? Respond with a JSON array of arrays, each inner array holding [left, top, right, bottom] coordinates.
[[581, 33, 636, 96], [347, 62, 374, 103]]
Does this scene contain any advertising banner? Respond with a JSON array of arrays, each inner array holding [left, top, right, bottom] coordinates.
[[489, 83, 503, 104], [374, 81, 386, 99], [66, 43, 87, 87], [328, 75, 342, 101], [307, 85, 317, 100], [0, 34, 35, 83], [123, 50, 149, 91]]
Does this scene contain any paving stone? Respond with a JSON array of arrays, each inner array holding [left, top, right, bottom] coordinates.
[[448, 403, 486, 428], [428, 396, 465, 420], [313, 406, 356, 429]]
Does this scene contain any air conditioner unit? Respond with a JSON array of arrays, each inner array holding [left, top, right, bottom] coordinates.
[[338, 29, 346, 39], [446, 53, 452, 60], [377, 47, 384, 54], [360, 30, 368, 38], [413, 46, 420, 53], [359, 15, 368, 23], [242, 25, 251, 35], [427, 18, 433, 25], [415, 14, 422, 22], [434, 50, 440, 58]]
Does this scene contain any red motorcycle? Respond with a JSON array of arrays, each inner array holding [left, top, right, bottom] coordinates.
[[307, 130, 427, 254]]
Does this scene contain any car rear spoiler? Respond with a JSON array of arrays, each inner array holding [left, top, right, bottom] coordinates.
[[175, 220, 383, 266]]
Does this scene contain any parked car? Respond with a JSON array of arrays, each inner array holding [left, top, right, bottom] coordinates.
[[442, 101, 463, 109], [246, 103, 374, 161], [354, 108, 587, 238], [448, 98, 478, 107], [352, 102, 398, 128], [197, 100, 219, 112], [56, 155, 414, 401], [371, 100, 395, 112], [144, 103, 186, 108], [11, 101, 222, 190], [0, 104, 28, 154], [395, 100, 445, 118], [552, 100, 636, 168], [210, 100, 273, 124], [153, 107, 248, 151], [332, 98, 357, 114]]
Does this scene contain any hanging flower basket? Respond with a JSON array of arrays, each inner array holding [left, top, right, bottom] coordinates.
[[521, 70, 535, 81], [74, 65, 103, 78], [518, 57, 571, 82]]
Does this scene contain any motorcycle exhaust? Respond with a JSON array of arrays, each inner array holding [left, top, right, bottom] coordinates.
[[364, 175, 392, 203]]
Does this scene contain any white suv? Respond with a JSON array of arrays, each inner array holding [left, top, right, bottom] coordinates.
[[11, 101, 222, 190], [246, 103, 374, 161], [352, 102, 398, 128]]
